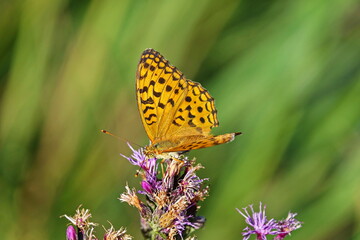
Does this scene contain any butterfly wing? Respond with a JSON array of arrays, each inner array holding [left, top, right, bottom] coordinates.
[[136, 49, 188, 142], [136, 49, 239, 152], [136, 49, 218, 139], [161, 79, 219, 139]]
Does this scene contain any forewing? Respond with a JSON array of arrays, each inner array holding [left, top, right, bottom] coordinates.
[[136, 49, 220, 146], [136, 49, 188, 142]]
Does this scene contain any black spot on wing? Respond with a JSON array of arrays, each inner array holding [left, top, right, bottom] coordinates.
[[176, 115, 185, 121], [159, 77, 165, 84], [158, 102, 165, 109], [166, 85, 172, 92], [178, 82, 186, 89], [143, 106, 155, 114], [141, 97, 154, 104], [167, 99, 175, 106], [172, 120, 181, 126], [145, 114, 157, 121], [139, 86, 148, 93], [188, 120, 196, 127], [153, 90, 161, 97], [139, 71, 147, 80], [207, 115, 214, 124]]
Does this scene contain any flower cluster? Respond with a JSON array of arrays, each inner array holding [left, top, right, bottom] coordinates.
[[120, 144, 208, 240], [62, 145, 303, 240], [63, 206, 132, 240], [237, 203, 302, 240]]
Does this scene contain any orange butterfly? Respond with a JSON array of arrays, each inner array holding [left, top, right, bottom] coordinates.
[[136, 49, 241, 158]]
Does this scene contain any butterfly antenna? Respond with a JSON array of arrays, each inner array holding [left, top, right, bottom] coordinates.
[[100, 130, 142, 148]]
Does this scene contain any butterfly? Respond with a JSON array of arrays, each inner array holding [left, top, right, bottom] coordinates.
[[136, 49, 241, 158]]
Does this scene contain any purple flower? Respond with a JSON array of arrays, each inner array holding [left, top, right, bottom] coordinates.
[[120, 143, 148, 168], [238, 203, 302, 240], [121, 143, 159, 194], [120, 145, 208, 240], [141, 180, 153, 194], [66, 225, 77, 240], [237, 203, 279, 240], [179, 164, 208, 201]]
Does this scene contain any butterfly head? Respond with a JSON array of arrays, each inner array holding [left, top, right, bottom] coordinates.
[[144, 141, 180, 158], [144, 142, 166, 159], [143, 144, 157, 158], [144, 143, 183, 161]]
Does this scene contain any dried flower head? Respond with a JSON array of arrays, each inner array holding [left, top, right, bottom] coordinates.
[[274, 212, 302, 240], [62, 206, 98, 239], [103, 224, 133, 240], [62, 206, 132, 240], [120, 144, 208, 240]]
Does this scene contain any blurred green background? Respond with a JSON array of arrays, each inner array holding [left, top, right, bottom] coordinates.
[[1, 0, 360, 239]]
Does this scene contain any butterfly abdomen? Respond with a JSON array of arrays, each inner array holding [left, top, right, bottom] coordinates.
[[153, 132, 241, 153]]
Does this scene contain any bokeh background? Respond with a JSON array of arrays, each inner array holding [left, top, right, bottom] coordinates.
[[1, 0, 360, 239]]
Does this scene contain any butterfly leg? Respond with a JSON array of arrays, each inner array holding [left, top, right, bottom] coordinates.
[[159, 156, 183, 164]]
